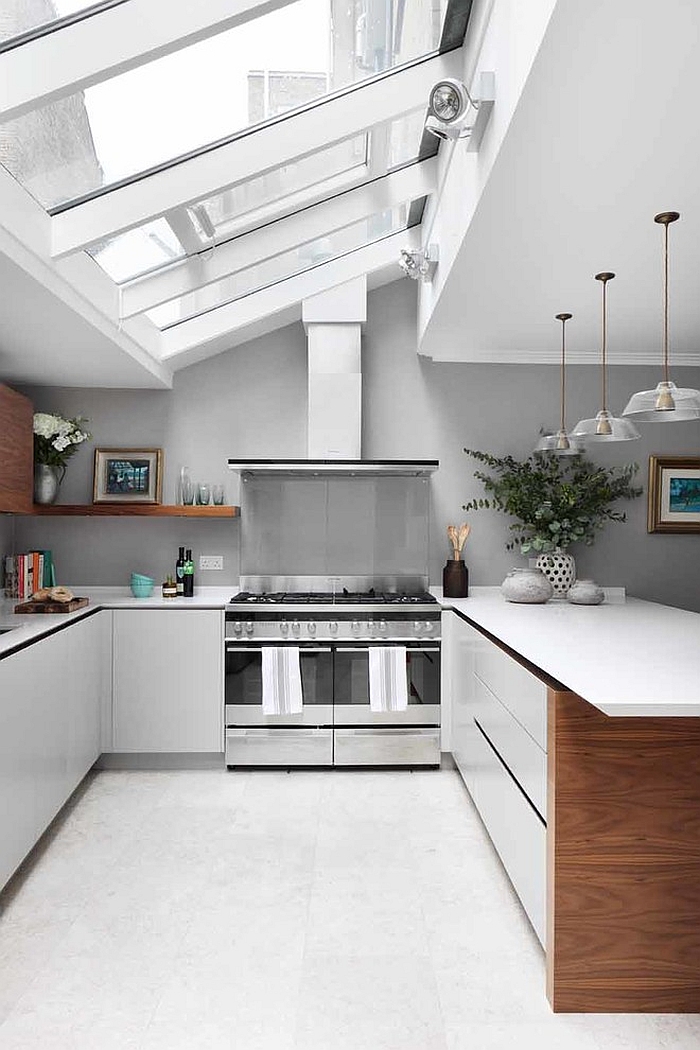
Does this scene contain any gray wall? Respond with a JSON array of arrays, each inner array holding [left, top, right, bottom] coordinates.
[[8, 278, 700, 609], [13, 323, 307, 588], [363, 281, 700, 609]]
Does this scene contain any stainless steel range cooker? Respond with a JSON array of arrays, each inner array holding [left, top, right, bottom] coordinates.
[[224, 576, 441, 768]]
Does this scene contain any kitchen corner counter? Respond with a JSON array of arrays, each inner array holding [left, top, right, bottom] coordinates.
[[0, 586, 232, 658], [436, 586, 700, 717]]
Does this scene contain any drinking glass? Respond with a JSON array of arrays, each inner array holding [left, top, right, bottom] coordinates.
[[181, 478, 195, 505], [212, 484, 225, 505], [196, 483, 211, 505]]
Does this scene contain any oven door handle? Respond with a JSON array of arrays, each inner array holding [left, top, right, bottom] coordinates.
[[225, 645, 333, 653]]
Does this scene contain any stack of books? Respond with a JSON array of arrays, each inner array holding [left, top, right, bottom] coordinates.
[[3, 551, 56, 600]]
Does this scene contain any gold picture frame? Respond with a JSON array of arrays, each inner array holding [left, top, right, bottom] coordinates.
[[93, 448, 163, 504], [648, 455, 700, 533]]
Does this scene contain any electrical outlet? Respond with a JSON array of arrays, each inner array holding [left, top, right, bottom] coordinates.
[[199, 555, 224, 571]]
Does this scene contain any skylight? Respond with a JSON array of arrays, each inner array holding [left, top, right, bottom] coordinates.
[[0, 0, 449, 210], [0, 0, 121, 47], [147, 197, 425, 329]]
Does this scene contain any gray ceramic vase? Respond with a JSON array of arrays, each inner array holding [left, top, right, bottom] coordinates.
[[501, 567, 553, 604]]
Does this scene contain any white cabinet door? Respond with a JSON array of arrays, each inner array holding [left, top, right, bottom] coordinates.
[[449, 612, 487, 795], [0, 612, 105, 890], [112, 609, 223, 752]]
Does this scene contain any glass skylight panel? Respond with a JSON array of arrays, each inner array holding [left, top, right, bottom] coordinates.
[[0, 0, 449, 209], [0, 0, 113, 45], [147, 198, 423, 329], [198, 136, 368, 239], [87, 218, 185, 282]]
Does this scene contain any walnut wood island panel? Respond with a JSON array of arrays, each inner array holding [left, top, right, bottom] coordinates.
[[547, 689, 700, 1012], [445, 590, 700, 1014]]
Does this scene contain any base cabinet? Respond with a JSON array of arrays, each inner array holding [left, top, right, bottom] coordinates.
[[0, 612, 107, 890], [111, 609, 223, 752], [449, 611, 547, 945]]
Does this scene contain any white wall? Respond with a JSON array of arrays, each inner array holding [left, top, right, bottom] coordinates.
[[9, 278, 700, 610]]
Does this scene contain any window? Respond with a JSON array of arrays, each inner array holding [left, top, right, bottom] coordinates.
[[0, 0, 449, 209]]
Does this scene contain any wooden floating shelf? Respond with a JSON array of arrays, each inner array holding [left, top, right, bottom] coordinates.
[[31, 504, 239, 518]]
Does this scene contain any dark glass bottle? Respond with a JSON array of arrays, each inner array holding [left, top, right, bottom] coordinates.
[[175, 546, 185, 597], [183, 548, 194, 597]]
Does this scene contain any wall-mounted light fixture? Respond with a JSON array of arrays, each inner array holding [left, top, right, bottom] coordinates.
[[425, 72, 495, 151], [398, 245, 439, 282]]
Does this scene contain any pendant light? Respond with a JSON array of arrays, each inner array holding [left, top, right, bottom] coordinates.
[[572, 272, 640, 442], [535, 313, 583, 455], [622, 211, 700, 421]]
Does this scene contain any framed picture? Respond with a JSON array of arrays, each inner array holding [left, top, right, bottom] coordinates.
[[93, 448, 163, 504], [648, 455, 700, 533]]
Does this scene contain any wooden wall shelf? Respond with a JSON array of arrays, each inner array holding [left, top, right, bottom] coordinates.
[[30, 504, 239, 518]]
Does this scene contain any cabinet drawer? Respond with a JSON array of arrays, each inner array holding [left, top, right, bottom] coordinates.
[[475, 642, 547, 750], [225, 728, 332, 766], [334, 728, 440, 767], [473, 675, 546, 819], [471, 722, 546, 945]]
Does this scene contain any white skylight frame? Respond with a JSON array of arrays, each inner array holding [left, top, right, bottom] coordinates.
[[0, 0, 475, 378]]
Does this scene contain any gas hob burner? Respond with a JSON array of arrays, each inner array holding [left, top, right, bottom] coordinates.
[[229, 589, 437, 605]]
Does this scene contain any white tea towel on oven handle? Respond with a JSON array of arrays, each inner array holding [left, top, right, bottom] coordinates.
[[261, 647, 303, 715], [368, 646, 408, 712]]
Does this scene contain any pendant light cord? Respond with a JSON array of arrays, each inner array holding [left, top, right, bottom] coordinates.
[[663, 219, 670, 385], [561, 326, 566, 432], [601, 279, 608, 413]]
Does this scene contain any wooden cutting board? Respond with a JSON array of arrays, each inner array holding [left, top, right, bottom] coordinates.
[[14, 597, 89, 614]]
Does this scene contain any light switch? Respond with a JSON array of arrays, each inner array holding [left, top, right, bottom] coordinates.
[[199, 555, 224, 571]]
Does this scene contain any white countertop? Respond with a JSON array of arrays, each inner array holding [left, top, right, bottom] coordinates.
[[3, 584, 700, 717], [440, 586, 700, 717], [0, 587, 233, 657]]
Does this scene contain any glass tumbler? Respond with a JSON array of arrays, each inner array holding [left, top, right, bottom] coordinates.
[[212, 484, 225, 505], [196, 483, 211, 505], [181, 478, 195, 505]]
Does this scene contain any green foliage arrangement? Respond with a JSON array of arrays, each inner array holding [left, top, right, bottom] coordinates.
[[462, 449, 642, 555]]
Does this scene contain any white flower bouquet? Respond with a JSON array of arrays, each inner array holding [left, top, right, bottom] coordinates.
[[33, 412, 90, 474]]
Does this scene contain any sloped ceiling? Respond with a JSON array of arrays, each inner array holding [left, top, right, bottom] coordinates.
[[0, 250, 169, 388], [422, 0, 700, 365]]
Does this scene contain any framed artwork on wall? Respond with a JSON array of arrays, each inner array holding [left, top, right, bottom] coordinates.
[[93, 448, 163, 504], [648, 455, 700, 533]]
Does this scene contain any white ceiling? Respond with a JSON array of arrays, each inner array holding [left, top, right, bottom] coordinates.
[[0, 251, 169, 388], [422, 0, 700, 366]]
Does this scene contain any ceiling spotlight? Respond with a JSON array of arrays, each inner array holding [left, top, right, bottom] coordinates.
[[399, 245, 439, 282], [425, 72, 495, 148]]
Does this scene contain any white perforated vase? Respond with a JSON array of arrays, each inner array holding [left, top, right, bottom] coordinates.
[[535, 548, 576, 599]]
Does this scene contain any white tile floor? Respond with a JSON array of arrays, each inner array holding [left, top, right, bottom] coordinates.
[[0, 768, 699, 1049]]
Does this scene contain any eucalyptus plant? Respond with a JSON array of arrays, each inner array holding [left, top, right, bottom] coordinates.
[[462, 449, 642, 555]]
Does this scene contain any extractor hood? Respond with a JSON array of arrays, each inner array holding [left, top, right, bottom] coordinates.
[[227, 459, 439, 477]]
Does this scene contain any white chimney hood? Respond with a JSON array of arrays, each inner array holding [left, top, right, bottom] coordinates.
[[228, 280, 438, 478]]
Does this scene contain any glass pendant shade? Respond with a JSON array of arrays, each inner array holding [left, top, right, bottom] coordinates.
[[534, 312, 583, 455], [623, 211, 700, 422], [572, 272, 640, 444], [623, 381, 700, 421], [535, 430, 584, 455], [571, 408, 641, 442]]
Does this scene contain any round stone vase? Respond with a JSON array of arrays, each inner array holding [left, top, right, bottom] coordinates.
[[501, 567, 553, 604], [535, 548, 576, 599], [33, 464, 62, 505], [568, 579, 605, 605]]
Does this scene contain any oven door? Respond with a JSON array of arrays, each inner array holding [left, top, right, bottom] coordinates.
[[225, 644, 333, 726], [333, 644, 441, 726]]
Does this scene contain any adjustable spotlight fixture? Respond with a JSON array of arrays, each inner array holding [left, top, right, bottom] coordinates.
[[425, 72, 495, 150], [398, 245, 439, 282]]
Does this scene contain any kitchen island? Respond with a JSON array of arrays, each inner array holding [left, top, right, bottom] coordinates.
[[440, 588, 700, 1013]]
